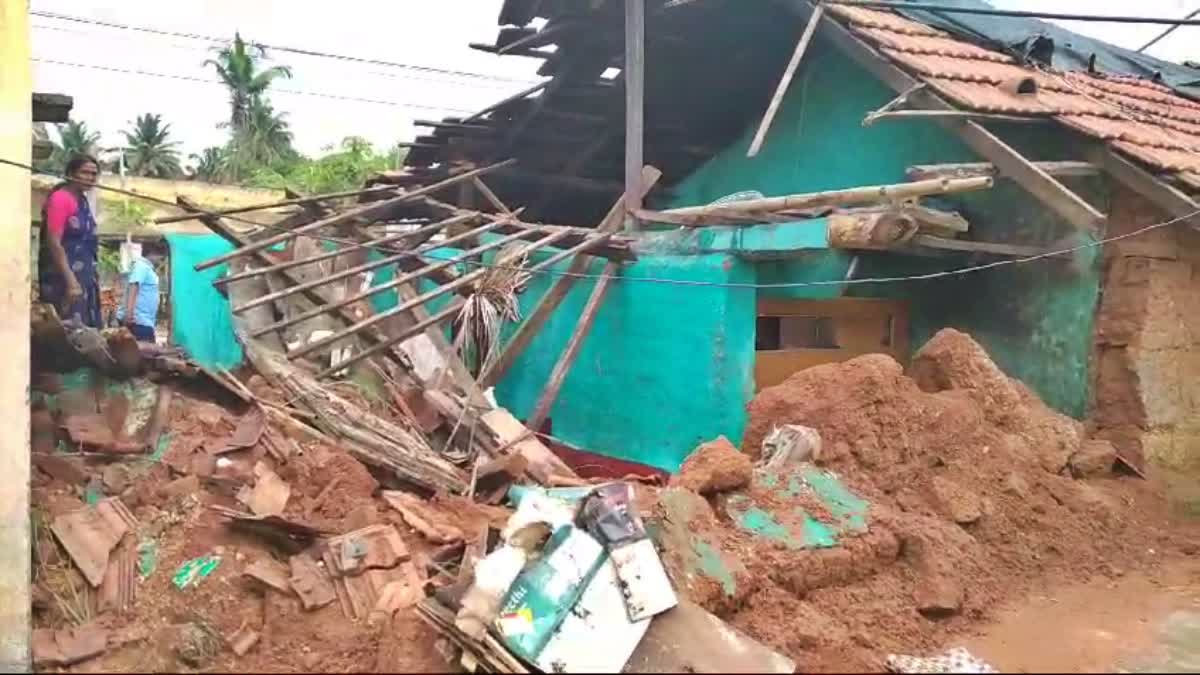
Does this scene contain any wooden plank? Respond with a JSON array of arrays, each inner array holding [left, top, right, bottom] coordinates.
[[462, 81, 550, 125], [624, 0, 647, 226], [625, 599, 795, 673], [525, 261, 618, 432], [154, 184, 400, 224], [478, 166, 663, 389], [787, 1, 1106, 232], [747, 3, 825, 158], [864, 110, 1047, 125], [637, 175, 993, 226], [906, 161, 1100, 182], [911, 234, 1051, 257], [1089, 146, 1200, 229], [472, 178, 514, 216], [193, 160, 515, 271]]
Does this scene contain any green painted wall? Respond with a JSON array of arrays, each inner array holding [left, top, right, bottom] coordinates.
[[495, 250, 757, 472]]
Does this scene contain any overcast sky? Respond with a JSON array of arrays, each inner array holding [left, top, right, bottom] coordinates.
[[30, 0, 1199, 163]]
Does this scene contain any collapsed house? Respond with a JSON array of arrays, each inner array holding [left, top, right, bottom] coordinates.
[[25, 1, 1200, 673]]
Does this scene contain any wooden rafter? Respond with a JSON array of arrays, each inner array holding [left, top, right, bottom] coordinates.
[[1088, 146, 1200, 229]]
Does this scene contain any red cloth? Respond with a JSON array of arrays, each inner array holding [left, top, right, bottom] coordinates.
[[44, 189, 78, 239]]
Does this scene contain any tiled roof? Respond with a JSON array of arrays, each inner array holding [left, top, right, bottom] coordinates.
[[828, 5, 1200, 184]]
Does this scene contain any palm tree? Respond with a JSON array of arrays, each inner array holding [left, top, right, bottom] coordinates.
[[48, 121, 100, 174], [204, 33, 292, 132], [189, 147, 227, 182], [225, 100, 296, 179], [122, 113, 182, 178]]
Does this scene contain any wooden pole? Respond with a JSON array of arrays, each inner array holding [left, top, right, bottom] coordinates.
[[624, 0, 646, 229], [193, 159, 515, 272], [747, 3, 825, 158], [636, 175, 994, 226], [153, 183, 402, 224], [525, 262, 618, 432], [478, 166, 662, 389]]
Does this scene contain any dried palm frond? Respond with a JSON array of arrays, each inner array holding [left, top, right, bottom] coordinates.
[[454, 242, 533, 375]]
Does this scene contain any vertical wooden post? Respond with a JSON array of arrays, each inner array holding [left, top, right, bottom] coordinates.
[[624, 0, 646, 230], [0, 0, 31, 669]]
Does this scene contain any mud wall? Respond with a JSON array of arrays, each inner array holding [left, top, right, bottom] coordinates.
[[1092, 188, 1200, 476]]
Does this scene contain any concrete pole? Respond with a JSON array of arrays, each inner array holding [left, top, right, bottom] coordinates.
[[0, 0, 32, 671]]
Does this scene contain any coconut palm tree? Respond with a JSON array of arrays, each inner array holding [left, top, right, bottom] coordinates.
[[189, 147, 227, 182], [122, 113, 182, 178], [225, 99, 296, 179], [47, 120, 100, 174], [204, 33, 292, 132]]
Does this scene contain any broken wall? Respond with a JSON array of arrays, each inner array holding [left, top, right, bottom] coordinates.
[[1092, 187, 1200, 479], [495, 251, 756, 473]]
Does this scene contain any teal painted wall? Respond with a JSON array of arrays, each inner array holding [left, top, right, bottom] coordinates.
[[495, 250, 757, 472]]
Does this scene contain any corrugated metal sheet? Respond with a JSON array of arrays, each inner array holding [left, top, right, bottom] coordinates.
[[830, 5, 1200, 185]]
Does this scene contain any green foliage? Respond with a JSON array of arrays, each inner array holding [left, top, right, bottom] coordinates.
[[44, 121, 100, 175], [245, 137, 403, 194], [204, 33, 293, 133], [188, 147, 228, 182], [103, 199, 153, 233], [122, 113, 183, 179], [97, 246, 122, 276]]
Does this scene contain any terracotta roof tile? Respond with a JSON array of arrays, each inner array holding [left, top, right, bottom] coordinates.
[[853, 27, 1011, 62], [924, 78, 1113, 116], [826, 4, 944, 36], [1179, 173, 1200, 190], [1059, 115, 1200, 152], [882, 50, 1067, 91], [1111, 141, 1200, 174]]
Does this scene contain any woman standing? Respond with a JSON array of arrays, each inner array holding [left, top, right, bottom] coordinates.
[[40, 154, 102, 327]]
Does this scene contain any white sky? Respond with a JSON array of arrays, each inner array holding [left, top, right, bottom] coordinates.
[[30, 0, 1199, 162]]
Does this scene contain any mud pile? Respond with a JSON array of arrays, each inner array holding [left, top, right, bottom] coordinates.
[[656, 329, 1197, 672]]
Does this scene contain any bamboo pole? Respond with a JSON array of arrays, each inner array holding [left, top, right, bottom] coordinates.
[[193, 159, 515, 272], [635, 175, 993, 226], [232, 216, 505, 314], [216, 213, 478, 287], [289, 229, 580, 361], [313, 233, 614, 378]]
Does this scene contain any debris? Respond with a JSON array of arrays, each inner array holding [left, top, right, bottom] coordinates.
[[495, 525, 606, 663], [217, 406, 266, 455], [173, 555, 221, 590], [237, 461, 291, 517], [325, 551, 421, 622], [326, 524, 410, 577], [137, 539, 157, 579], [417, 598, 530, 674], [535, 557, 651, 674], [98, 536, 137, 613], [456, 545, 530, 640], [473, 453, 530, 505], [288, 553, 337, 611], [673, 436, 752, 495], [102, 464, 131, 494], [61, 414, 147, 454], [228, 624, 261, 657], [885, 647, 998, 674], [243, 558, 294, 595], [760, 424, 822, 468], [382, 490, 464, 544], [480, 407, 579, 484], [930, 476, 983, 525], [175, 620, 222, 667], [1069, 440, 1117, 478], [159, 475, 200, 500], [914, 573, 964, 619], [32, 453, 88, 485], [50, 498, 138, 587], [32, 626, 109, 667], [369, 578, 423, 625], [625, 599, 795, 674], [211, 505, 326, 555], [610, 538, 678, 622]]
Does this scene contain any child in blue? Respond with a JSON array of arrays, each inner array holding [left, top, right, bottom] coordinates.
[[117, 252, 160, 343]]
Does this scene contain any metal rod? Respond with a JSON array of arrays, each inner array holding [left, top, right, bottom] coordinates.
[[1137, 7, 1200, 51], [193, 159, 516, 272], [233, 216, 505, 314], [250, 227, 561, 339], [216, 214, 475, 287], [828, 1, 1200, 25], [313, 233, 615, 378], [289, 229, 580, 361]]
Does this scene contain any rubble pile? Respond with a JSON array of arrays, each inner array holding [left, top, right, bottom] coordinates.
[[640, 329, 1198, 672]]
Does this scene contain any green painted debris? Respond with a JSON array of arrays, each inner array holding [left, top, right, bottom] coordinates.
[[150, 433, 171, 462], [138, 540, 158, 579], [802, 465, 868, 533], [726, 498, 803, 549], [727, 463, 870, 550], [692, 539, 738, 596], [85, 477, 103, 506], [173, 555, 221, 589]]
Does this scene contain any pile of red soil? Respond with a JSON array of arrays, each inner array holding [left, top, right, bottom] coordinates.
[[667, 329, 1200, 672]]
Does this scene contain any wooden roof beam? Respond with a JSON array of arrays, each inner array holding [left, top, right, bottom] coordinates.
[[779, 0, 1106, 232], [1089, 146, 1200, 230], [908, 161, 1100, 182]]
